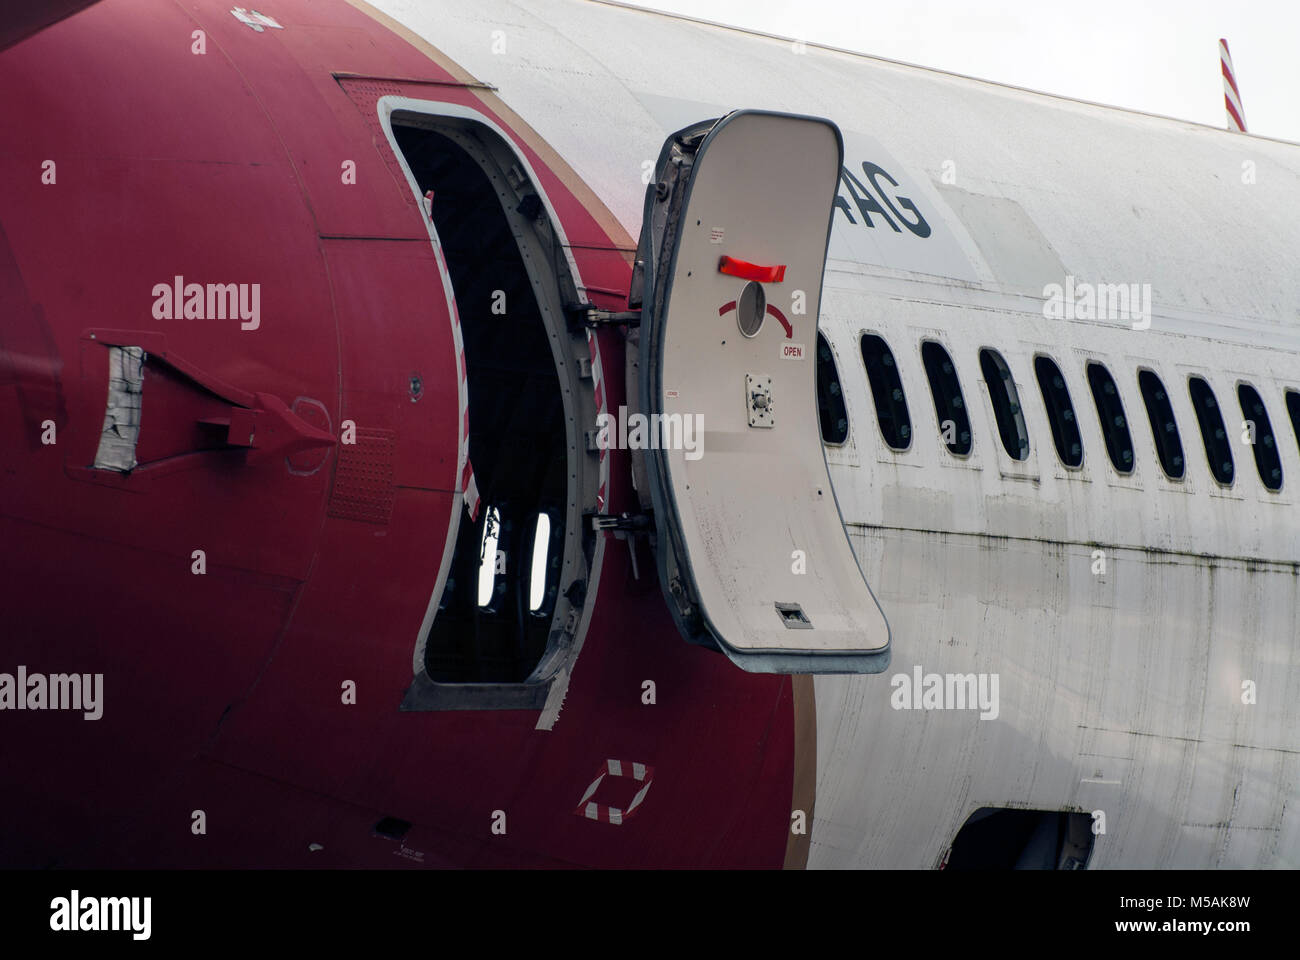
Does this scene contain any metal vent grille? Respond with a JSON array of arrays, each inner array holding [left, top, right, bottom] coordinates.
[[328, 428, 396, 524], [337, 79, 417, 212]]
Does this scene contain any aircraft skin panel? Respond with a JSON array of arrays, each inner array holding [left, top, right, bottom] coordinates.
[[371, 0, 1300, 348], [0, 0, 798, 869], [812, 531, 1300, 868], [810, 280, 1300, 868], [0, 0, 1296, 871]]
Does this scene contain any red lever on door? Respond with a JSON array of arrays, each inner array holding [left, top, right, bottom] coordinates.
[[718, 256, 786, 283]]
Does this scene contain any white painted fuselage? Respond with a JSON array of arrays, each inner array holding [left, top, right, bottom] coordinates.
[[372, 0, 1300, 868]]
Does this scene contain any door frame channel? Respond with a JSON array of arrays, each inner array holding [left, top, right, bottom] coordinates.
[[377, 96, 606, 713]]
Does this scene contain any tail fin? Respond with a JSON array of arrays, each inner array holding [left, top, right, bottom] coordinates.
[[1220, 38, 1248, 133]]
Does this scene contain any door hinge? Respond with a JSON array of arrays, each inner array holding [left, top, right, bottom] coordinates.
[[566, 302, 641, 330], [590, 512, 653, 580], [589, 511, 652, 532]]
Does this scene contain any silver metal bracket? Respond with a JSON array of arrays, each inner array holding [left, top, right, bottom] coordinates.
[[590, 512, 652, 532], [567, 302, 641, 329], [746, 372, 774, 428]]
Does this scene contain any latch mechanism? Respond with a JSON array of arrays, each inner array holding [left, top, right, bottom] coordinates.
[[746, 372, 774, 428]]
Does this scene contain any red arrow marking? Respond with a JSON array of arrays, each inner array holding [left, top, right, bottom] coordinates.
[[718, 300, 793, 338], [766, 303, 793, 339]]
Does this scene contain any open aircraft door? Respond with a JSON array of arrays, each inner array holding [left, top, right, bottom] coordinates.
[[634, 110, 891, 674]]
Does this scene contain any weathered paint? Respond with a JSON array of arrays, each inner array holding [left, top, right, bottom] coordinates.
[[369, 0, 1300, 868], [2, 0, 1297, 870], [0, 0, 794, 869]]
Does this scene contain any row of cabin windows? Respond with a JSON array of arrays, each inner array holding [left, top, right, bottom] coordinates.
[[816, 331, 1300, 493]]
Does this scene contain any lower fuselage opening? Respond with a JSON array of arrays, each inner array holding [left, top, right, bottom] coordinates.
[[944, 807, 1096, 869]]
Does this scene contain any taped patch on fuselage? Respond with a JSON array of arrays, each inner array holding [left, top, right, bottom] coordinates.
[[93, 345, 144, 472]]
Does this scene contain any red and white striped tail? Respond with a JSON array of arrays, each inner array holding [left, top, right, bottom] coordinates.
[[1220, 38, 1247, 133]]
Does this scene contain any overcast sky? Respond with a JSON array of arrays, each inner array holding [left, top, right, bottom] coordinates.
[[621, 0, 1300, 142]]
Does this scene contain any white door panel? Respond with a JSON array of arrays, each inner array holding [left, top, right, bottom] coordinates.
[[636, 110, 891, 673]]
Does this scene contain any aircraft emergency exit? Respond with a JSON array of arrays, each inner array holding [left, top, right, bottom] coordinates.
[[634, 110, 890, 673]]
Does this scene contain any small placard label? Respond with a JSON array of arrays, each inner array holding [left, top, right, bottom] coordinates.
[[709, 227, 725, 244]]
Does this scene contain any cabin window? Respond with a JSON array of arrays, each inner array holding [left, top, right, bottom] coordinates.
[[1138, 370, 1185, 480], [1287, 390, 1300, 458], [1238, 383, 1282, 491], [816, 332, 849, 445], [1034, 355, 1082, 468], [921, 341, 971, 456], [861, 334, 911, 451], [978, 348, 1029, 460], [1086, 362, 1134, 474], [528, 512, 558, 614], [1188, 376, 1234, 485], [477, 505, 503, 608]]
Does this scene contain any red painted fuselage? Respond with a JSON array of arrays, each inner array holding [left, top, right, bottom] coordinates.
[[0, 0, 800, 868]]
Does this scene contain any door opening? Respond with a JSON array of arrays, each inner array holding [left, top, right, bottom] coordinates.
[[385, 106, 600, 708]]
